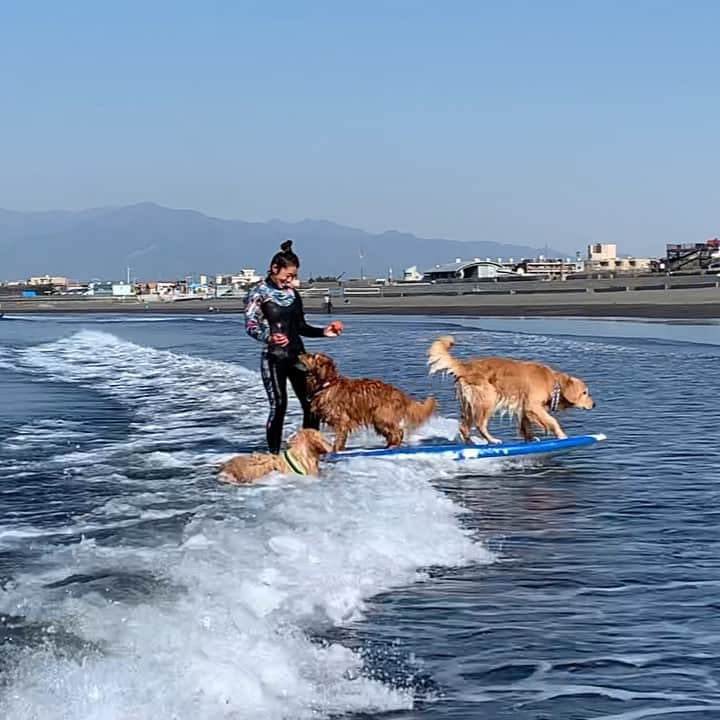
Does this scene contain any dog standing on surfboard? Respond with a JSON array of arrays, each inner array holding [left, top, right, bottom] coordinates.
[[427, 335, 595, 444]]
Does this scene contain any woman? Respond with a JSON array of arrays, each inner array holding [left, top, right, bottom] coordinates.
[[245, 240, 343, 453]]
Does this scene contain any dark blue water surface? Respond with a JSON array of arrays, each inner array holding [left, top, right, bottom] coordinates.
[[1, 312, 719, 720]]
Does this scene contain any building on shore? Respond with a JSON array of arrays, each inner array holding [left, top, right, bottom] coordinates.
[[665, 238, 720, 271], [150, 281, 177, 296], [87, 281, 135, 297], [402, 266, 424, 282], [422, 258, 520, 282], [215, 269, 261, 287], [64, 281, 89, 294], [136, 280, 191, 300], [512, 257, 585, 277], [28, 275, 68, 288], [0, 280, 26, 294], [586, 243, 653, 273], [211, 269, 261, 295], [422, 255, 586, 282]]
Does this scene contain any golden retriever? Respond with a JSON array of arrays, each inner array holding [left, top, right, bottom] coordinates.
[[298, 352, 436, 451], [427, 335, 595, 444], [217, 429, 333, 484]]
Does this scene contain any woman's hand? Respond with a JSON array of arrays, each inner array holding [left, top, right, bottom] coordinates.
[[323, 320, 344, 337], [268, 332, 290, 347]]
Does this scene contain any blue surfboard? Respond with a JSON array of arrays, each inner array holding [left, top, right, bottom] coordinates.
[[326, 433, 606, 462]]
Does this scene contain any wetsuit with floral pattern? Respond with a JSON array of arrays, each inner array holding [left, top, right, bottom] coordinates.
[[245, 278, 324, 453]]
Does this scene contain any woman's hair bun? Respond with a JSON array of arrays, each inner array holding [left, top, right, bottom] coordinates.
[[270, 239, 300, 270]]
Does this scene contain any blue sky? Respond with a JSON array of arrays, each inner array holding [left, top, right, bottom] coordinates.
[[1, 0, 718, 255]]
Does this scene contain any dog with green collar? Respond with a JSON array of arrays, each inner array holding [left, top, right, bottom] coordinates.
[[217, 429, 333, 484]]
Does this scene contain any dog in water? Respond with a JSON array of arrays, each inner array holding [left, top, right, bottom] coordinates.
[[217, 429, 333, 484], [427, 335, 595, 444], [298, 352, 436, 452]]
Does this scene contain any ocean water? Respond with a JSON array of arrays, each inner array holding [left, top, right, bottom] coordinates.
[[1, 312, 719, 720]]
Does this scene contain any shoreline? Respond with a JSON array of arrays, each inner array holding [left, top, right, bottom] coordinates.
[[2, 296, 720, 320], [332, 303, 720, 320]]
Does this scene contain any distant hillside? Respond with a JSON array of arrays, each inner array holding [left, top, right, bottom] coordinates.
[[0, 203, 569, 280]]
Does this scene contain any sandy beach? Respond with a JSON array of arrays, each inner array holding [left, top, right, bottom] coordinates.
[[2, 284, 719, 319]]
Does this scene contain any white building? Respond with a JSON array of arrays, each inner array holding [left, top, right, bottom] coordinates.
[[232, 268, 261, 285], [215, 269, 261, 287], [112, 283, 134, 297], [514, 257, 585, 277], [403, 265, 424, 282], [86, 281, 135, 297], [422, 258, 519, 282]]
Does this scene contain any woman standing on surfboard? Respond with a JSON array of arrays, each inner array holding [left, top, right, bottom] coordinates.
[[244, 240, 344, 453]]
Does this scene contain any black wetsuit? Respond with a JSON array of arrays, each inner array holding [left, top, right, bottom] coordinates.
[[245, 278, 324, 453]]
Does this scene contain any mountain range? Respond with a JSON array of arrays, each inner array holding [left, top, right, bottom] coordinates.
[[0, 203, 569, 281]]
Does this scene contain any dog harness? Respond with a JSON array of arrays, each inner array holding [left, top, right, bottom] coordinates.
[[282, 448, 307, 475], [549, 381, 561, 413]]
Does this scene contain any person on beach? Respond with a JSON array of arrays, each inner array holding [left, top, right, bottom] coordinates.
[[245, 240, 343, 453]]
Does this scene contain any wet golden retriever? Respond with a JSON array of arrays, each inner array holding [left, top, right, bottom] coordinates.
[[217, 429, 333, 484], [427, 335, 595, 444], [298, 352, 436, 451]]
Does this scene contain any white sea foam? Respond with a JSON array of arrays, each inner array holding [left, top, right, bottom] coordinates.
[[1, 330, 493, 719]]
